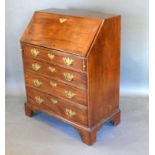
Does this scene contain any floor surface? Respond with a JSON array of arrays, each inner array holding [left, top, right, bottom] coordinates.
[[6, 95, 149, 155]]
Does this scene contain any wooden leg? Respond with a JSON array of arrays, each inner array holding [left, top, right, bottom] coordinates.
[[109, 111, 120, 126], [24, 103, 33, 117], [78, 130, 97, 145]]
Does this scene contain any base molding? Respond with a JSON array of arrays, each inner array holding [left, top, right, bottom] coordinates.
[[75, 110, 121, 145], [24, 103, 120, 145]]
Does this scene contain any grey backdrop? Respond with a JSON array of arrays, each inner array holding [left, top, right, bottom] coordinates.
[[6, 0, 149, 96]]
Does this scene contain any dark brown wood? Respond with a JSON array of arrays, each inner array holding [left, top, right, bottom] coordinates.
[[20, 12, 102, 56], [26, 87, 88, 126], [109, 111, 121, 126], [20, 9, 121, 145], [24, 57, 87, 89], [25, 71, 87, 106], [25, 101, 120, 145], [87, 16, 121, 127], [24, 103, 33, 117], [80, 130, 97, 145], [22, 44, 87, 72], [76, 110, 120, 145]]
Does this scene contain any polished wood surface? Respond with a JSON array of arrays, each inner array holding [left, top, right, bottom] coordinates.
[[20, 12, 102, 56], [40, 8, 117, 19], [87, 16, 121, 127], [24, 58, 87, 89], [20, 9, 121, 145], [22, 44, 87, 72], [27, 87, 88, 126], [25, 71, 87, 106]]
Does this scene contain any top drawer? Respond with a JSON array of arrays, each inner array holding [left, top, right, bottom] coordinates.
[[22, 44, 87, 72]]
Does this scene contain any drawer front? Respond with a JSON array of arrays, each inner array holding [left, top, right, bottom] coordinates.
[[25, 71, 87, 106], [27, 87, 88, 126], [22, 45, 87, 72], [24, 58, 87, 89]]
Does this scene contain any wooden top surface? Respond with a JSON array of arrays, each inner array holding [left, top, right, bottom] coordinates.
[[39, 8, 117, 19], [21, 9, 117, 56]]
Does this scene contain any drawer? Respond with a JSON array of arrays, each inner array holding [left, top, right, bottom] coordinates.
[[24, 58, 87, 89], [22, 44, 87, 72], [25, 71, 87, 106], [26, 87, 88, 126]]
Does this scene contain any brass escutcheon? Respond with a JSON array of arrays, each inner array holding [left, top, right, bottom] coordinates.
[[65, 109, 76, 117], [48, 66, 56, 73], [65, 90, 76, 99], [50, 81, 57, 88], [59, 18, 67, 23], [63, 73, 74, 81], [50, 98, 58, 105], [63, 57, 74, 66], [31, 48, 39, 57], [32, 63, 41, 71], [33, 79, 42, 87], [35, 96, 44, 104], [48, 53, 55, 60]]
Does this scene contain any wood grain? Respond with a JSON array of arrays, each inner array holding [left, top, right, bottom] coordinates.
[[20, 12, 102, 56], [26, 87, 88, 126], [87, 16, 121, 127], [22, 44, 87, 72], [20, 9, 121, 145], [25, 71, 87, 106], [24, 58, 87, 89]]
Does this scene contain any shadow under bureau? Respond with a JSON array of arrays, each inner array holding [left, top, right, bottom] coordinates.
[[20, 8, 121, 145]]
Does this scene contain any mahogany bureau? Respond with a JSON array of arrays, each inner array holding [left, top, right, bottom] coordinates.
[[20, 8, 121, 145]]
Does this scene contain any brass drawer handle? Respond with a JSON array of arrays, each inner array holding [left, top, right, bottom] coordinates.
[[59, 18, 67, 23], [63, 73, 74, 81], [63, 57, 74, 66], [65, 90, 76, 99], [48, 66, 56, 73], [48, 53, 55, 60], [32, 63, 41, 71], [50, 81, 57, 88], [65, 109, 76, 117], [31, 48, 39, 57], [50, 98, 58, 105], [35, 96, 44, 104], [33, 79, 42, 87]]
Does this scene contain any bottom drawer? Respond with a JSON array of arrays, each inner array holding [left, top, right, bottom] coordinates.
[[26, 87, 88, 126]]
